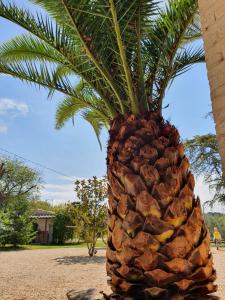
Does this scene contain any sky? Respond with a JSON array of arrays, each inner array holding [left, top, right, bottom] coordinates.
[[0, 0, 222, 212]]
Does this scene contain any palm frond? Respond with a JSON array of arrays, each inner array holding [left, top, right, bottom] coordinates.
[[0, 1, 119, 116], [55, 96, 90, 129], [31, 0, 126, 113], [109, 0, 158, 111], [0, 0, 204, 122], [31, 0, 158, 113], [0, 33, 66, 64], [55, 81, 110, 130], [0, 60, 74, 95], [183, 14, 202, 45], [82, 109, 108, 150], [171, 46, 205, 78], [144, 0, 200, 109], [155, 46, 205, 104]]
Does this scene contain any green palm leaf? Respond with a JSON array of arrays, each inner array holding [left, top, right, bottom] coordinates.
[[56, 96, 91, 129], [82, 109, 108, 149], [0, 60, 74, 95], [0, 34, 66, 64], [0, 1, 119, 116], [55, 80, 109, 129], [144, 0, 200, 109], [155, 46, 205, 104], [0, 0, 204, 143]]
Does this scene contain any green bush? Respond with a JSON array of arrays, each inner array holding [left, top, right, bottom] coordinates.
[[0, 213, 12, 246], [53, 205, 74, 244], [0, 196, 36, 247]]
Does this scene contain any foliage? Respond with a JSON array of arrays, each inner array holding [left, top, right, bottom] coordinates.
[[30, 199, 54, 211], [0, 157, 41, 206], [0, 0, 203, 142], [53, 204, 74, 244], [184, 134, 225, 206], [0, 162, 4, 206], [74, 176, 107, 256], [0, 210, 11, 246], [204, 213, 225, 240], [0, 196, 36, 247]]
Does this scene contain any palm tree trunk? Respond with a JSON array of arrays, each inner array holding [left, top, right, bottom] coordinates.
[[199, 0, 225, 184], [106, 113, 217, 300]]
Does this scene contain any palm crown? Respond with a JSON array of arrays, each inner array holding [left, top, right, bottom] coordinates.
[[0, 0, 203, 140]]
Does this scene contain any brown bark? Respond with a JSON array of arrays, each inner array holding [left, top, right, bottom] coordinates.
[[198, 0, 225, 184], [106, 113, 217, 299]]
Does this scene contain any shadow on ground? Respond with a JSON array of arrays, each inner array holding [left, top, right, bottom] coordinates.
[[54, 255, 106, 265]]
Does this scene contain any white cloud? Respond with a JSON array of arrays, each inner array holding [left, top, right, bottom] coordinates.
[[41, 183, 75, 204], [43, 179, 209, 205], [41, 176, 225, 212], [40, 175, 88, 204], [194, 176, 212, 204], [57, 175, 78, 182], [195, 176, 225, 213], [0, 98, 29, 115], [0, 124, 7, 134]]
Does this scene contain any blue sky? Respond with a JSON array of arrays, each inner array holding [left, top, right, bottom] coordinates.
[[0, 0, 219, 210]]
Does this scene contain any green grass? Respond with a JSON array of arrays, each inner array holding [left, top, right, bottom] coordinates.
[[0, 240, 106, 251], [1, 240, 224, 251], [211, 242, 225, 248]]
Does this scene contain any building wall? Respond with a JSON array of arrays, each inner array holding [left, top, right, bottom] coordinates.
[[37, 218, 47, 231], [48, 223, 53, 244], [34, 218, 54, 244], [199, 0, 225, 180]]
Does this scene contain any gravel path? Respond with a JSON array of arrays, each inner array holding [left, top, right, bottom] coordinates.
[[0, 248, 224, 299]]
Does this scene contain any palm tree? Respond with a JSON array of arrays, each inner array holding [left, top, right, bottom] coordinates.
[[0, 0, 217, 299]]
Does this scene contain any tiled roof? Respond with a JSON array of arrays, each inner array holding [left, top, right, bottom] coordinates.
[[31, 209, 55, 219]]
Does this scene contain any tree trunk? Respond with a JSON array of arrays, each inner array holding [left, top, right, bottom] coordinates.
[[106, 113, 217, 299], [198, 0, 225, 184]]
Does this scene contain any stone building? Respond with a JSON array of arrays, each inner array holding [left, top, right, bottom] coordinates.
[[199, 0, 225, 180], [31, 209, 55, 244]]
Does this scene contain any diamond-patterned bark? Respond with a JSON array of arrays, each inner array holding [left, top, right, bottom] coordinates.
[[106, 113, 217, 299]]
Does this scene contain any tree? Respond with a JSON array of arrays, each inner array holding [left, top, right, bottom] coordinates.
[[0, 163, 5, 206], [0, 196, 36, 247], [185, 134, 225, 207], [0, 210, 11, 246], [0, 157, 41, 206], [74, 177, 107, 256], [53, 204, 74, 245], [30, 199, 54, 211], [0, 0, 216, 298], [204, 213, 225, 240]]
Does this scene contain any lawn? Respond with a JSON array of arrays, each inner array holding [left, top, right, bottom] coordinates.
[[0, 239, 106, 251], [1, 241, 223, 251]]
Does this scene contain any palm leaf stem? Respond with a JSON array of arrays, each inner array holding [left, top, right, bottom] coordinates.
[[60, 0, 124, 115], [109, 0, 139, 114], [136, 7, 148, 111]]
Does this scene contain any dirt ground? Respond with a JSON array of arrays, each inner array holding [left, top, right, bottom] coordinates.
[[0, 248, 224, 300]]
